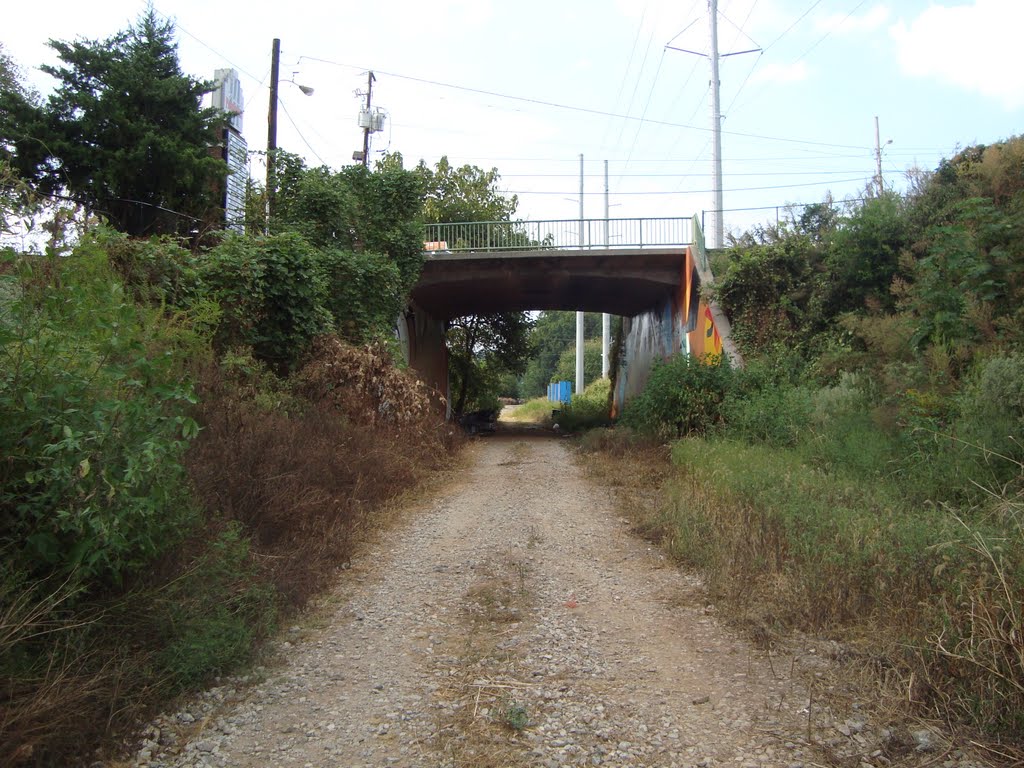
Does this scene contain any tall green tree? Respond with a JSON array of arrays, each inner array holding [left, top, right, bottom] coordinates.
[[263, 150, 425, 343], [416, 157, 533, 414], [521, 311, 603, 397], [415, 156, 517, 224], [0, 45, 41, 238], [0, 8, 226, 237], [448, 313, 534, 416]]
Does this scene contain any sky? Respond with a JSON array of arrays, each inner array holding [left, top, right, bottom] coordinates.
[[4, 0, 1024, 245]]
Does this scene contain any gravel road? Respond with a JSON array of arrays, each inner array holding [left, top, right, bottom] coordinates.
[[125, 436, 969, 768]]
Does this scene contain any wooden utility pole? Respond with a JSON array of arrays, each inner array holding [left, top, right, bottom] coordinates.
[[266, 38, 281, 228], [874, 116, 885, 196], [362, 71, 376, 168]]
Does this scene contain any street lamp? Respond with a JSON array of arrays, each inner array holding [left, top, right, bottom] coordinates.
[[266, 38, 313, 228]]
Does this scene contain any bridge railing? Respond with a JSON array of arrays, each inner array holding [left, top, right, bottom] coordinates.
[[423, 217, 693, 252]]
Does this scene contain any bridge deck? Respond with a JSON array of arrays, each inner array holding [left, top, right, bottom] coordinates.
[[411, 247, 690, 319]]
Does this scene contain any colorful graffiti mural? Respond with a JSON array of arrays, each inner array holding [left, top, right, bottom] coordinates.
[[612, 226, 737, 416]]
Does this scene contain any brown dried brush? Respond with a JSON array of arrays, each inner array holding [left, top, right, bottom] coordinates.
[[295, 335, 444, 428]]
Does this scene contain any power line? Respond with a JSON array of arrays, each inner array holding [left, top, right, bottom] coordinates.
[[504, 176, 872, 195], [500, 168, 885, 178], [600, 2, 650, 150], [763, 0, 824, 51], [618, 48, 668, 186], [612, 19, 659, 151], [789, 0, 869, 66], [276, 99, 327, 166], [153, 6, 265, 87], [298, 54, 872, 151]]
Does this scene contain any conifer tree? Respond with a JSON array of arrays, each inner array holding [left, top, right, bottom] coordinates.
[[0, 8, 226, 236]]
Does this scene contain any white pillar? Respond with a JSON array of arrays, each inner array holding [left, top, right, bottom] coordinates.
[[576, 153, 585, 395], [708, 0, 724, 249]]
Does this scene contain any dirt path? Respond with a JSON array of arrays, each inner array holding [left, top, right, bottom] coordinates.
[[132, 436, 826, 768]]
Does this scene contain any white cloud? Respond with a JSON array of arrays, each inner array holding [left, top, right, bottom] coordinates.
[[816, 4, 890, 34], [890, 0, 1024, 110], [750, 61, 808, 86]]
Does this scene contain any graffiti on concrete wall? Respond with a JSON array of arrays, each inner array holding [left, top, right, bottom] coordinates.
[[612, 243, 727, 415]]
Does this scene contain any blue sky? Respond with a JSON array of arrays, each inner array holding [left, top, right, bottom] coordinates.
[[4, 0, 1023, 243]]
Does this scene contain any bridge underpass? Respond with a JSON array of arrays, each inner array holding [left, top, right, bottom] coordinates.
[[399, 216, 740, 416]]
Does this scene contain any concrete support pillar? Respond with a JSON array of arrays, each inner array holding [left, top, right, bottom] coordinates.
[[403, 306, 450, 417]]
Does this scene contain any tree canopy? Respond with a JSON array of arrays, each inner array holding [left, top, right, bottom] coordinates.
[[413, 156, 533, 414], [0, 9, 226, 237], [415, 156, 518, 224]]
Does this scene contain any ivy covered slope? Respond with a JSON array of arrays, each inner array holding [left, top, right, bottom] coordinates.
[[616, 135, 1024, 744]]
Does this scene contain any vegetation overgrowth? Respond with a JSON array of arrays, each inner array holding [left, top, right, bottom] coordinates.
[[0, 228, 459, 765], [1, 14, 468, 761], [598, 135, 1024, 749], [556, 377, 614, 432]]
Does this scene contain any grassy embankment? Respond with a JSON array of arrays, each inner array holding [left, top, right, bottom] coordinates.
[[578, 352, 1023, 755]]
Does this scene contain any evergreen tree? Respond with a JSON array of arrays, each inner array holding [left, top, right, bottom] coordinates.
[[0, 8, 226, 237]]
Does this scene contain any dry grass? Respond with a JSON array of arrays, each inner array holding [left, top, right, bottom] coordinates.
[[189, 338, 461, 611], [431, 558, 536, 768], [576, 428, 1024, 764], [499, 397, 554, 425]]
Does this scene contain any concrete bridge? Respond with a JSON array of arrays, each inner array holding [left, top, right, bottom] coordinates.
[[399, 216, 740, 415]]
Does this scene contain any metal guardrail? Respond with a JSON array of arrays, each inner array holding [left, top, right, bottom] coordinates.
[[423, 217, 694, 253]]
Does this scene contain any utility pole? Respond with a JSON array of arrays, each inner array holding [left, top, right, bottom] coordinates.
[[602, 159, 611, 379], [666, 3, 758, 250], [576, 153, 585, 397], [361, 71, 375, 168], [874, 116, 884, 196], [266, 38, 281, 229], [708, 0, 724, 249]]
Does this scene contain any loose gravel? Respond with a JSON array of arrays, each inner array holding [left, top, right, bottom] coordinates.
[[120, 436, 986, 768]]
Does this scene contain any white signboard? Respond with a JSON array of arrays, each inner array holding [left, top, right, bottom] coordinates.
[[224, 130, 248, 233]]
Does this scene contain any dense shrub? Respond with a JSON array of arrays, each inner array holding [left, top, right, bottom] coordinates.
[[719, 354, 814, 446], [957, 353, 1024, 464], [0, 240, 202, 589], [319, 248, 405, 343], [557, 377, 613, 432], [197, 232, 332, 372], [620, 353, 734, 436]]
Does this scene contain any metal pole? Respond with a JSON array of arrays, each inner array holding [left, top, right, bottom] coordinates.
[[266, 38, 280, 230], [708, 0, 724, 249], [602, 159, 611, 379], [576, 153, 585, 397]]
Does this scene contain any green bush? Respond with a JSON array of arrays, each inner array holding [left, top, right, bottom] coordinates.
[[558, 378, 612, 431], [198, 232, 332, 372], [721, 356, 814, 446], [957, 353, 1024, 464], [621, 353, 734, 436], [0, 240, 202, 588], [319, 247, 404, 343]]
